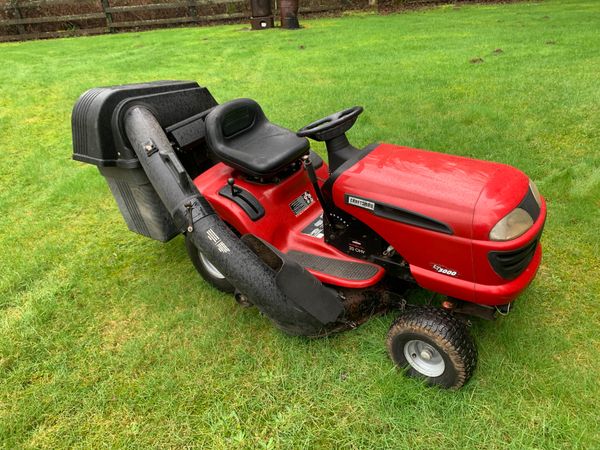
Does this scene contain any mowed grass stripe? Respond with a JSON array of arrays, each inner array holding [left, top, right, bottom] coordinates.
[[1, 0, 599, 447]]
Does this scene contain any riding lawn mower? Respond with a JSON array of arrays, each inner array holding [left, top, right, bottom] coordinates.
[[72, 81, 546, 389]]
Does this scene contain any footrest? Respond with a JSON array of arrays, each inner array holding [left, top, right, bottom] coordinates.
[[286, 250, 381, 282]]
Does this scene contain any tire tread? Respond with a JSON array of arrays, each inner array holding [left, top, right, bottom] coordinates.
[[386, 307, 477, 389]]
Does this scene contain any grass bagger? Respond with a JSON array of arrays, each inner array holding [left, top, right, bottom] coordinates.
[[72, 81, 546, 389]]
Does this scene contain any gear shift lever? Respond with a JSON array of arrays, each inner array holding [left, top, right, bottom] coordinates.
[[227, 178, 237, 197]]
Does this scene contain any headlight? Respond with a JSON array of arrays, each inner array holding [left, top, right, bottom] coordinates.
[[489, 208, 534, 241], [529, 179, 542, 207]]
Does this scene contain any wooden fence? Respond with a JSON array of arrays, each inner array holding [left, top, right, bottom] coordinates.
[[0, 0, 343, 42]]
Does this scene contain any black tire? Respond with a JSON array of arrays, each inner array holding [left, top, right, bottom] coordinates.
[[185, 234, 235, 293], [386, 307, 477, 389]]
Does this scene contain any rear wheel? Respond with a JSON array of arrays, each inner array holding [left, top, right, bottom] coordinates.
[[185, 235, 235, 293], [386, 307, 477, 389]]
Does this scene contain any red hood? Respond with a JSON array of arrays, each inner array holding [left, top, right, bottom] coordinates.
[[336, 144, 529, 239]]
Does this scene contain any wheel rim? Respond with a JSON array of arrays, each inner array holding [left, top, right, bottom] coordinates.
[[403, 339, 445, 377], [199, 252, 226, 279]]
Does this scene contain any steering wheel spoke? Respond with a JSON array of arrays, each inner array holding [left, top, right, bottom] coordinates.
[[297, 106, 363, 142]]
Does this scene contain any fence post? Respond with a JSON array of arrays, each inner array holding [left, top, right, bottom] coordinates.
[[100, 0, 114, 32], [187, 0, 199, 23], [12, 0, 26, 35]]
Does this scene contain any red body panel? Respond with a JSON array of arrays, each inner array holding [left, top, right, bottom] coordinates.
[[193, 143, 545, 306], [333, 144, 546, 305], [193, 163, 385, 288]]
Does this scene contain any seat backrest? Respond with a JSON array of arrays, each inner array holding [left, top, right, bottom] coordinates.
[[206, 98, 266, 142]]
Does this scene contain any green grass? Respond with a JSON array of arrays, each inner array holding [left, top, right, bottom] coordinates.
[[1, 0, 599, 448]]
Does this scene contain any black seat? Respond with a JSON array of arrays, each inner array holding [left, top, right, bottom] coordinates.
[[205, 98, 310, 178]]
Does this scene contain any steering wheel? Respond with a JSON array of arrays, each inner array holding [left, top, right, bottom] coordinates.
[[297, 106, 363, 142]]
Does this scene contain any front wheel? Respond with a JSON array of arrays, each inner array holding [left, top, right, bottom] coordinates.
[[386, 307, 477, 389], [185, 235, 235, 293]]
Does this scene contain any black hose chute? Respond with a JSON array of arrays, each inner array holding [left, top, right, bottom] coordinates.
[[123, 106, 344, 336]]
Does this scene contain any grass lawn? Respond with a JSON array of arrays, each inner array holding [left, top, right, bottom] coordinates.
[[1, 0, 599, 447]]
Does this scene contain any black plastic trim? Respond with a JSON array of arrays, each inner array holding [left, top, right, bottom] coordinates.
[[286, 250, 380, 281], [518, 187, 541, 221], [344, 194, 454, 235], [219, 185, 265, 221], [488, 236, 539, 280], [165, 108, 214, 151]]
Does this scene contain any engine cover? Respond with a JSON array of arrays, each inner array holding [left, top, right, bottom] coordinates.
[[332, 143, 544, 304]]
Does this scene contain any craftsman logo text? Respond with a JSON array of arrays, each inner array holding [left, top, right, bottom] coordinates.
[[347, 196, 375, 211]]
